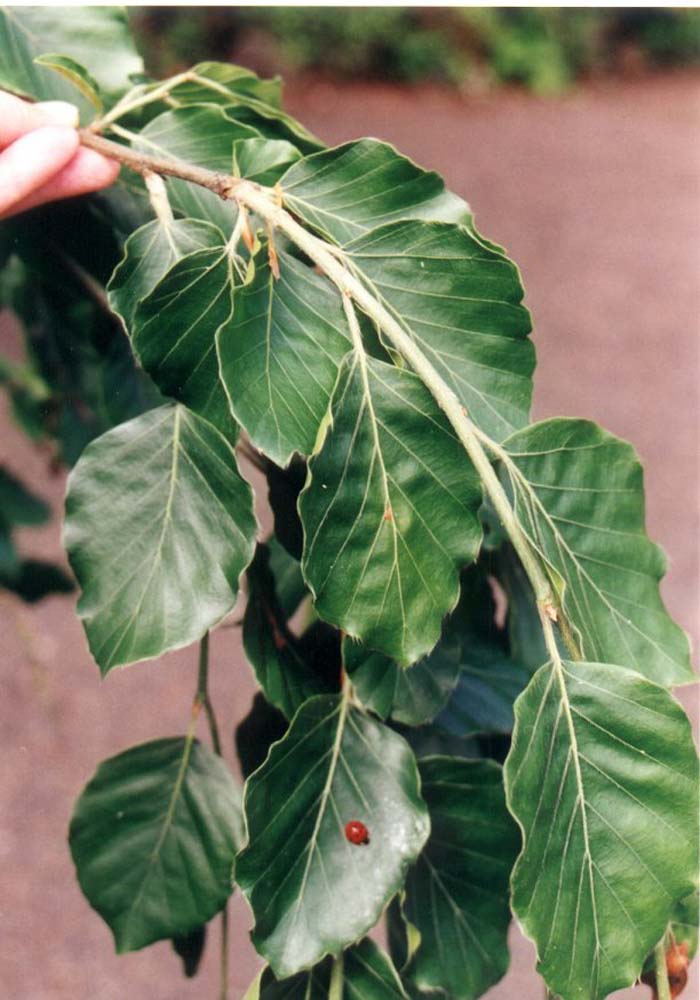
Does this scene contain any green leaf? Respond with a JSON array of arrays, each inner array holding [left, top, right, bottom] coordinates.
[[0, 531, 17, 577], [267, 535, 307, 618], [172, 61, 284, 109], [640, 890, 699, 980], [400, 757, 519, 999], [169, 61, 323, 153], [0, 6, 142, 108], [217, 244, 350, 465], [69, 737, 244, 952], [504, 658, 699, 1000], [670, 890, 699, 959], [265, 456, 306, 560], [402, 723, 482, 764], [232, 137, 302, 185], [498, 543, 550, 673], [344, 632, 461, 726], [108, 217, 225, 328], [299, 354, 483, 666], [282, 139, 472, 245], [137, 104, 260, 170], [500, 418, 694, 685], [172, 924, 206, 978], [236, 694, 430, 977], [0, 558, 74, 602], [0, 465, 50, 527], [436, 637, 530, 736], [243, 544, 338, 719], [134, 106, 258, 229], [250, 939, 408, 998], [129, 245, 236, 437], [235, 693, 288, 780], [34, 54, 103, 113], [346, 221, 534, 441], [64, 404, 256, 674]]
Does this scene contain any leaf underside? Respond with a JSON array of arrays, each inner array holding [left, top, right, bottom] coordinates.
[[281, 137, 473, 245], [243, 544, 337, 719], [300, 354, 483, 666], [69, 737, 244, 952], [505, 659, 699, 1000], [217, 244, 351, 466], [64, 404, 256, 673], [502, 418, 693, 685], [400, 757, 519, 999], [252, 937, 407, 998], [346, 219, 534, 441]]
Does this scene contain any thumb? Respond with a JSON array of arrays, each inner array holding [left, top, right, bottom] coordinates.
[[0, 91, 79, 147]]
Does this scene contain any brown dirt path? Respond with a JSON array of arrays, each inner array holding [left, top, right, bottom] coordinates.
[[1, 72, 698, 999]]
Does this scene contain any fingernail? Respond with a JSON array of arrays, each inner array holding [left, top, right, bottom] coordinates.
[[35, 101, 80, 128]]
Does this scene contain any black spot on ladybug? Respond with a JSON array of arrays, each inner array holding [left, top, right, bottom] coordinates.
[[345, 820, 370, 846]]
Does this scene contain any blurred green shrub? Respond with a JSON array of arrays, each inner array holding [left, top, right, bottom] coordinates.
[[131, 7, 700, 92]]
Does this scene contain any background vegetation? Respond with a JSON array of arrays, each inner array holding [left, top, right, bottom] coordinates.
[[132, 7, 700, 94]]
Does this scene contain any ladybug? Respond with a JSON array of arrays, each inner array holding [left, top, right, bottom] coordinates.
[[345, 820, 370, 846]]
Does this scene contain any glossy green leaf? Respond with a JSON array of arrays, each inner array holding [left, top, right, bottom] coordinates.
[[236, 694, 430, 977], [233, 137, 302, 185], [346, 221, 534, 441], [0, 6, 142, 108], [64, 404, 256, 673], [400, 757, 519, 999], [300, 355, 483, 666], [248, 938, 408, 998], [217, 244, 350, 465], [501, 418, 694, 684], [505, 658, 699, 999], [243, 544, 337, 719], [344, 632, 461, 726], [34, 54, 103, 112], [69, 737, 244, 952], [129, 245, 236, 436], [108, 217, 225, 328], [282, 139, 472, 246]]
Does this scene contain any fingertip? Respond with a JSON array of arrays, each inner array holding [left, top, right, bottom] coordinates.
[[71, 147, 121, 189], [0, 125, 81, 215], [21, 124, 81, 158], [34, 100, 80, 129]]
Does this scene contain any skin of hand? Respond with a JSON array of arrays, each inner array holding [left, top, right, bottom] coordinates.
[[0, 90, 120, 218]]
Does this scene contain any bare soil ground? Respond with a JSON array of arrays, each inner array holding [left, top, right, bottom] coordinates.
[[1, 72, 698, 999]]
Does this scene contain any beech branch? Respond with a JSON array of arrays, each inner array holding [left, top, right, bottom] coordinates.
[[79, 126, 558, 620], [79, 129, 241, 200]]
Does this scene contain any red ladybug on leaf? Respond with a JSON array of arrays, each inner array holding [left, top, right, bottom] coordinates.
[[345, 820, 370, 846]]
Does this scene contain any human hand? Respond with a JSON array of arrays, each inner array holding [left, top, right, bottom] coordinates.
[[0, 91, 120, 218]]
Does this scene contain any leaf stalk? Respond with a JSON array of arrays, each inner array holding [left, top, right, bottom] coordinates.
[[195, 633, 227, 997], [654, 937, 672, 1000]]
